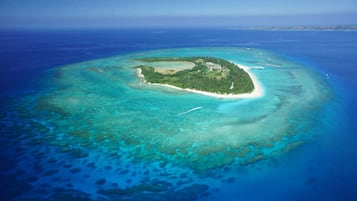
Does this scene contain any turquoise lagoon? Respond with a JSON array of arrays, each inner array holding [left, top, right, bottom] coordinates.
[[9, 48, 332, 200]]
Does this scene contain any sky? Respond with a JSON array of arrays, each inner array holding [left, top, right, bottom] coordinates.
[[0, 0, 357, 28]]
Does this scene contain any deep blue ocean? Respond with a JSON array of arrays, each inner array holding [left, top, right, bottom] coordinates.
[[0, 29, 357, 201]]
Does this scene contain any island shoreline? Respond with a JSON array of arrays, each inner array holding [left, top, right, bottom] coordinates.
[[136, 63, 264, 99]]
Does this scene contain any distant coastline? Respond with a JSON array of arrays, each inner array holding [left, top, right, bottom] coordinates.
[[228, 25, 357, 31]]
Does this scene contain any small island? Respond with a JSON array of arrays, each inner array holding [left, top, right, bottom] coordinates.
[[135, 57, 262, 98]]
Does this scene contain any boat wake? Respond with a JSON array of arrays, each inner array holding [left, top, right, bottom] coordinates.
[[176, 106, 203, 116]]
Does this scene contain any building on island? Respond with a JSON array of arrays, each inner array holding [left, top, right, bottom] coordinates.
[[206, 62, 222, 71]]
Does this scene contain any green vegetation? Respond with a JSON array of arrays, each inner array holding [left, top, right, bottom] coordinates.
[[136, 57, 254, 94]]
